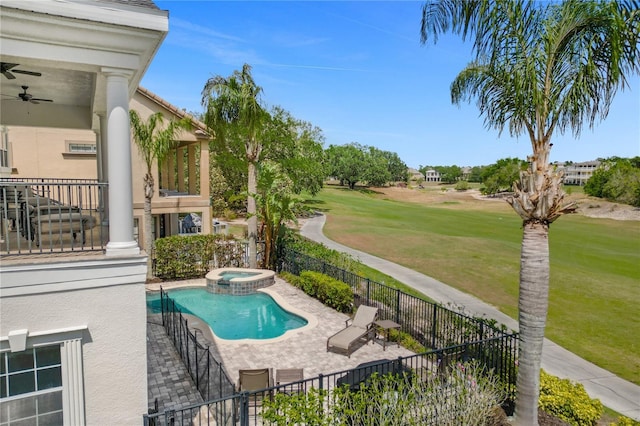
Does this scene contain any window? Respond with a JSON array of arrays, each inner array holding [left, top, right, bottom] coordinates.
[[64, 141, 96, 155], [0, 127, 9, 169], [68, 143, 96, 153], [0, 345, 63, 425]]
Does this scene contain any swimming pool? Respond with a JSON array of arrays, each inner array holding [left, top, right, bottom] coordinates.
[[147, 288, 308, 340]]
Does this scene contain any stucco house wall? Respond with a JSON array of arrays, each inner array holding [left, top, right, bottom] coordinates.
[[8, 127, 98, 179], [1, 256, 148, 424]]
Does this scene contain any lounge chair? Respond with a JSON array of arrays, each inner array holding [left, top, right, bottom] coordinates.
[[238, 368, 272, 395], [0, 184, 29, 231], [22, 188, 96, 245], [237, 368, 273, 418], [327, 305, 378, 357], [275, 368, 304, 394]]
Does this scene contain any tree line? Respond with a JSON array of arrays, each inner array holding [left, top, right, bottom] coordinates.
[[584, 157, 640, 207]]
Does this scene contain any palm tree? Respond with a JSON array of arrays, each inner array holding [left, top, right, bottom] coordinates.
[[420, 1, 639, 424], [256, 160, 299, 270], [129, 110, 190, 279], [202, 64, 266, 269]]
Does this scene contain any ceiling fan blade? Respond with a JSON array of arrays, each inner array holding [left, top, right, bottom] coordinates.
[[12, 70, 42, 77], [32, 98, 53, 103], [1, 63, 18, 79]]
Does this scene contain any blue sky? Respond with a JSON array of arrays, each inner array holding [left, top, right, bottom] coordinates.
[[142, 1, 640, 169]]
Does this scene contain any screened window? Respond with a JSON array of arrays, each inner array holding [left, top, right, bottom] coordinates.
[[0, 129, 8, 169], [67, 143, 96, 153], [0, 346, 63, 425]]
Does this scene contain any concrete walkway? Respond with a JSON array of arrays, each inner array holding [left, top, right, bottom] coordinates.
[[301, 214, 640, 421]]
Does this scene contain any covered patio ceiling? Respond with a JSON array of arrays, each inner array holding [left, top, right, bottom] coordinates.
[[0, 0, 168, 130]]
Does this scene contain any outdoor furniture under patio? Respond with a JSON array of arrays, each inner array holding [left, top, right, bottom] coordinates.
[[275, 368, 304, 394], [30, 211, 96, 245], [327, 305, 378, 358], [237, 368, 273, 418], [21, 189, 97, 245], [237, 368, 272, 395], [0, 184, 29, 231]]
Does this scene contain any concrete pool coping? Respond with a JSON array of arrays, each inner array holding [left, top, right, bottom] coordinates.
[[145, 278, 319, 345]]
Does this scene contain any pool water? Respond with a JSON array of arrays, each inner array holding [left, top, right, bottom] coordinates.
[[147, 288, 307, 340], [220, 271, 259, 280]]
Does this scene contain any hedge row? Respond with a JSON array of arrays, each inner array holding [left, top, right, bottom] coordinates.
[[280, 271, 353, 313], [154, 234, 247, 280]]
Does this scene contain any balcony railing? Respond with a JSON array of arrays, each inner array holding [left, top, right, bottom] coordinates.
[[0, 179, 107, 255]]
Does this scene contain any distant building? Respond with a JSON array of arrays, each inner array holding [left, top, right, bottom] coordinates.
[[407, 167, 424, 181], [425, 169, 441, 182], [559, 160, 601, 186], [461, 166, 472, 181]]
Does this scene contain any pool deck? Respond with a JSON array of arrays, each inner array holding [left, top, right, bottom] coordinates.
[[146, 276, 413, 413]]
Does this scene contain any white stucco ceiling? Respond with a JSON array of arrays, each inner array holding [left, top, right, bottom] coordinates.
[[1, 62, 94, 107]]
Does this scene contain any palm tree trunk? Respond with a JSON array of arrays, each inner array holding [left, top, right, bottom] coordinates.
[[515, 221, 550, 426], [143, 173, 155, 280], [264, 223, 273, 270], [247, 161, 258, 268]]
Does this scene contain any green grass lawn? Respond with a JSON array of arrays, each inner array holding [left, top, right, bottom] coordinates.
[[304, 186, 640, 385]]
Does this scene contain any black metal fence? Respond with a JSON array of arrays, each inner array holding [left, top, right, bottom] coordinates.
[[279, 247, 516, 350], [0, 179, 106, 255], [144, 336, 517, 425], [159, 288, 236, 403]]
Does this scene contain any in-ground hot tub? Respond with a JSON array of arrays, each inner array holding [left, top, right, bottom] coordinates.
[[206, 267, 275, 295]]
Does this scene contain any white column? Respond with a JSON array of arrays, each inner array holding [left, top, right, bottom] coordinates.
[[103, 68, 139, 256], [61, 338, 85, 426], [97, 113, 110, 227]]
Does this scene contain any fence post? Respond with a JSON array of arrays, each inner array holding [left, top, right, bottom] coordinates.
[[366, 279, 370, 304], [165, 410, 175, 426], [179, 317, 184, 358], [318, 373, 324, 391], [185, 320, 190, 374], [395, 290, 401, 324], [240, 392, 249, 426], [431, 307, 438, 349], [160, 287, 165, 327], [194, 331, 199, 391]]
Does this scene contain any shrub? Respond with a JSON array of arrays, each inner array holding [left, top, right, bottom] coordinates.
[[262, 388, 330, 426], [284, 232, 359, 273], [263, 361, 504, 426], [297, 271, 353, 313], [278, 271, 301, 287], [154, 234, 245, 280], [455, 180, 470, 191], [388, 328, 426, 353], [610, 416, 640, 426], [539, 370, 603, 426]]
